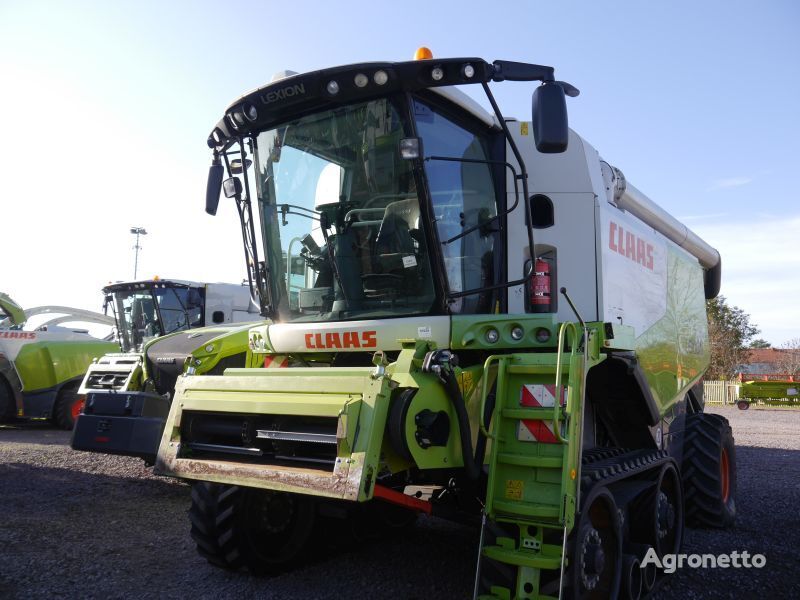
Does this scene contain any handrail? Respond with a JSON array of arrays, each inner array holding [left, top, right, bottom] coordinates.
[[479, 354, 506, 439], [553, 322, 579, 443], [285, 236, 304, 294]]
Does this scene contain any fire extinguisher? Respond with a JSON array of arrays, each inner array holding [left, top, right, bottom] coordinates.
[[529, 257, 551, 313]]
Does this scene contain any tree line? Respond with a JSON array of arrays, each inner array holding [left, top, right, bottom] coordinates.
[[706, 296, 799, 380]]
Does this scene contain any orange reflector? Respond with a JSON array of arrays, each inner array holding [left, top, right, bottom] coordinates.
[[414, 47, 433, 60], [570, 469, 576, 480]]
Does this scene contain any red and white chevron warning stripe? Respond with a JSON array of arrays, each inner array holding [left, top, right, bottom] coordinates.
[[517, 384, 567, 444], [263, 355, 288, 368]]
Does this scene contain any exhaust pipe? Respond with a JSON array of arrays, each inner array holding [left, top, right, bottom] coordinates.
[[621, 554, 643, 600]]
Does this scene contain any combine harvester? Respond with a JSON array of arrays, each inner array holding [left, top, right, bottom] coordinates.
[[72, 278, 260, 460], [96, 50, 733, 598], [0, 292, 116, 428]]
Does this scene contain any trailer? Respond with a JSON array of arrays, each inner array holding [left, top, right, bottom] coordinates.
[[738, 378, 799, 409]]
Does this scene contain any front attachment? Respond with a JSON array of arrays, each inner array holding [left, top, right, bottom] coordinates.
[[71, 391, 171, 463]]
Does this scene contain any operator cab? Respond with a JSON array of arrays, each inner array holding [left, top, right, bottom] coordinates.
[[104, 280, 204, 352], [255, 92, 505, 322], [206, 55, 574, 324]]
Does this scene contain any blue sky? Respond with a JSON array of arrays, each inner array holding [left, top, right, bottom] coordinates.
[[1, 0, 798, 344]]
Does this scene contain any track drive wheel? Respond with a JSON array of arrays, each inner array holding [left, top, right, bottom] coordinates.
[[54, 384, 83, 430], [190, 482, 316, 574], [682, 413, 736, 528], [652, 462, 684, 558], [567, 487, 622, 599]]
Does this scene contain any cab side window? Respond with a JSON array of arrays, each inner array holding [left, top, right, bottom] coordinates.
[[413, 98, 499, 313]]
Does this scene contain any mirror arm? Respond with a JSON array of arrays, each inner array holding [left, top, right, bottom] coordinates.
[[480, 80, 536, 285], [491, 60, 554, 83]]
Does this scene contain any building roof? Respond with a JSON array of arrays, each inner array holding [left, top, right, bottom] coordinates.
[[746, 348, 785, 365]]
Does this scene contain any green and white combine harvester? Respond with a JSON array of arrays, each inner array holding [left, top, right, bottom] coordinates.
[[84, 51, 737, 598], [0, 292, 117, 428], [71, 278, 260, 460]]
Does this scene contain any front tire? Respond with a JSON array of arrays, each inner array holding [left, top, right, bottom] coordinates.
[[190, 482, 316, 574], [682, 413, 737, 528]]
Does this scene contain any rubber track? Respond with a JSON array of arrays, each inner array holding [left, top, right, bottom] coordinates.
[[574, 448, 674, 600], [189, 482, 245, 570], [580, 448, 671, 496]]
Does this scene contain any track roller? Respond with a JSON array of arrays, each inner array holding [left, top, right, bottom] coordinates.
[[567, 486, 622, 599]]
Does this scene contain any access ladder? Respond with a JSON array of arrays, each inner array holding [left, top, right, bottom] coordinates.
[[475, 323, 588, 600]]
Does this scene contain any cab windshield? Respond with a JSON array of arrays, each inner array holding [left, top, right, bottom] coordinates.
[[110, 286, 203, 352], [254, 97, 436, 322]]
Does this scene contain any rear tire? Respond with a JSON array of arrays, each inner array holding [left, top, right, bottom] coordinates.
[[189, 482, 316, 574], [0, 377, 16, 423], [682, 413, 736, 528], [54, 384, 83, 430]]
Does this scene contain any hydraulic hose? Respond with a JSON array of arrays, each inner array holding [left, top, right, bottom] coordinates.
[[440, 364, 495, 482], [440, 367, 482, 480], [423, 350, 495, 481]]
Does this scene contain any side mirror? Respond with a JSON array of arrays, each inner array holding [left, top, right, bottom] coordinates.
[[223, 177, 243, 199], [206, 160, 224, 215], [531, 83, 569, 153]]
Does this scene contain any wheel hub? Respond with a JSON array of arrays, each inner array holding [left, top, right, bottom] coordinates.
[[656, 491, 675, 540], [581, 528, 604, 589], [256, 493, 295, 533]]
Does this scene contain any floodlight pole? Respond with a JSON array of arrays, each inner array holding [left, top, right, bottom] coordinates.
[[131, 226, 148, 279]]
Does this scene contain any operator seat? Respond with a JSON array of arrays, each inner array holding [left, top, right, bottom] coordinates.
[[368, 198, 423, 295]]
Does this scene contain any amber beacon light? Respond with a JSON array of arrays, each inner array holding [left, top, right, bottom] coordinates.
[[414, 46, 433, 60]]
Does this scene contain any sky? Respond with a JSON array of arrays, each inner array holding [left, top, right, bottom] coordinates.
[[0, 0, 798, 345]]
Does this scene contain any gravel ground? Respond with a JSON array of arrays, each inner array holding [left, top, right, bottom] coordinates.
[[0, 406, 798, 599]]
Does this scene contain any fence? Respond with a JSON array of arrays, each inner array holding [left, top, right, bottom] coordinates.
[[703, 380, 740, 405]]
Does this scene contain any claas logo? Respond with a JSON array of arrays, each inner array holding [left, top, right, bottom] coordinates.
[[608, 221, 654, 271], [0, 331, 36, 340], [304, 331, 377, 349]]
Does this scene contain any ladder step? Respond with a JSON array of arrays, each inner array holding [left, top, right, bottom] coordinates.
[[501, 407, 561, 421], [496, 453, 563, 469], [493, 500, 561, 520], [506, 363, 565, 375], [482, 544, 563, 570]]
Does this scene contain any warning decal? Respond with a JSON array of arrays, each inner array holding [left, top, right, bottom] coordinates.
[[263, 355, 289, 368], [505, 479, 524, 500], [517, 384, 567, 444]]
